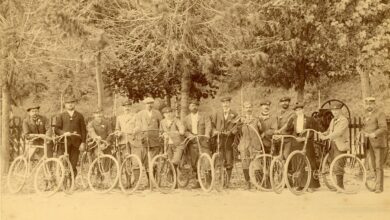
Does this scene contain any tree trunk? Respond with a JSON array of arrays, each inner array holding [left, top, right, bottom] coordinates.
[[180, 69, 190, 120], [164, 93, 171, 108], [296, 62, 305, 103], [357, 66, 371, 99], [1, 84, 11, 175], [96, 51, 104, 109]]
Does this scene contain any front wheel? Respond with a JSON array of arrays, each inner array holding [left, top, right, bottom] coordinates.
[[34, 158, 65, 196], [59, 155, 75, 194], [320, 153, 336, 191], [7, 156, 28, 194], [212, 153, 227, 192], [330, 154, 366, 194], [119, 154, 143, 194], [197, 153, 214, 192], [88, 154, 119, 193], [249, 154, 272, 191], [270, 157, 285, 194], [150, 154, 176, 193], [284, 151, 311, 195], [79, 152, 92, 189]]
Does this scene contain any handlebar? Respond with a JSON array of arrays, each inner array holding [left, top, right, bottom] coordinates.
[[54, 133, 81, 141], [25, 134, 52, 142]]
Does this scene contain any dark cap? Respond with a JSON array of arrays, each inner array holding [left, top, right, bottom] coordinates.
[[220, 96, 232, 102], [260, 100, 271, 106], [279, 97, 291, 102], [162, 107, 172, 114], [27, 106, 40, 112], [64, 96, 77, 103], [330, 102, 343, 110], [189, 99, 200, 105], [122, 100, 132, 106], [293, 102, 304, 110]]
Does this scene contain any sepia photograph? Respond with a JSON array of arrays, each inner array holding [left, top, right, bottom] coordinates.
[[0, 0, 389, 220]]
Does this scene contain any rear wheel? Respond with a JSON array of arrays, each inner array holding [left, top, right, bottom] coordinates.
[[88, 154, 119, 193], [34, 158, 65, 196], [270, 157, 284, 194], [330, 154, 366, 194], [79, 152, 92, 189], [7, 156, 28, 194], [150, 154, 176, 193], [249, 154, 272, 191], [197, 153, 214, 192], [59, 155, 74, 194], [284, 151, 311, 195], [119, 154, 143, 194], [212, 153, 227, 192]]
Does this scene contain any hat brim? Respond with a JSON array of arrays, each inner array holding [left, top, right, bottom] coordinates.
[[27, 106, 40, 112]]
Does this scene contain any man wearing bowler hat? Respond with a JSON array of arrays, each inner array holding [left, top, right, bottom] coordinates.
[[319, 102, 350, 190], [362, 97, 388, 193], [22, 105, 52, 159], [182, 99, 212, 189], [211, 96, 238, 188], [54, 96, 87, 177]]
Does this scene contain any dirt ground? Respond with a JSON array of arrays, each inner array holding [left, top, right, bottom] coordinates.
[[1, 170, 390, 220]]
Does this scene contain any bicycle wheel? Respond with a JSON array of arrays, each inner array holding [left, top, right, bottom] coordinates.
[[150, 154, 176, 193], [79, 152, 92, 189], [176, 155, 191, 188], [320, 153, 335, 191], [249, 154, 272, 191], [270, 157, 284, 194], [119, 154, 143, 194], [7, 156, 28, 194], [59, 155, 74, 194], [212, 153, 227, 192], [34, 158, 65, 196], [284, 151, 311, 195], [88, 154, 119, 193], [197, 153, 214, 192], [330, 154, 366, 194], [364, 153, 376, 192]]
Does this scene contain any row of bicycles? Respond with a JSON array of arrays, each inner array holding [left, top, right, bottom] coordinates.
[[6, 126, 374, 196]]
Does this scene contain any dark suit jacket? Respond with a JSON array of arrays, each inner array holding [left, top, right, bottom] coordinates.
[[22, 115, 51, 145], [183, 112, 211, 137], [211, 109, 238, 133], [55, 111, 87, 145], [363, 109, 388, 148]]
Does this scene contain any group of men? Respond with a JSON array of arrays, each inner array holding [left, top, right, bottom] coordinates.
[[20, 95, 388, 193]]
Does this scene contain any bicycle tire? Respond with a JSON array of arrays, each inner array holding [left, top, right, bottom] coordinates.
[[79, 152, 92, 189], [119, 154, 143, 194], [197, 153, 214, 192], [7, 156, 28, 194], [176, 156, 191, 188], [59, 155, 75, 194], [88, 154, 120, 194], [150, 154, 177, 193], [249, 154, 273, 192], [320, 153, 335, 191], [284, 151, 311, 195], [329, 154, 366, 194], [34, 158, 65, 196], [270, 157, 285, 194], [212, 153, 227, 192]]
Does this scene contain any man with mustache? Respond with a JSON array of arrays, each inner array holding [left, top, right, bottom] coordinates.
[[274, 97, 295, 159], [362, 97, 388, 193], [258, 100, 276, 153]]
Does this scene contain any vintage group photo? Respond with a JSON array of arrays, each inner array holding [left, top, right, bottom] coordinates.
[[1, 0, 389, 220]]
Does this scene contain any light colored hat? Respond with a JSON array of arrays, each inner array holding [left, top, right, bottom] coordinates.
[[364, 97, 376, 103], [143, 97, 155, 104], [243, 101, 252, 108], [330, 102, 343, 110]]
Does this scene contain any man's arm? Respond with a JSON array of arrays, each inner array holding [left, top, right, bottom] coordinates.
[[22, 118, 30, 138], [327, 118, 349, 140], [79, 114, 87, 143], [54, 114, 65, 135], [372, 112, 388, 138], [205, 113, 212, 137], [87, 121, 99, 139]]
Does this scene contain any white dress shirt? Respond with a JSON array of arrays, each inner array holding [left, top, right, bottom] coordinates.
[[190, 112, 199, 134], [296, 114, 304, 134]]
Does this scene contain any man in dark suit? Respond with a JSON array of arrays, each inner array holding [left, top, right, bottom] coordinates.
[[55, 96, 87, 176], [87, 108, 113, 156], [274, 97, 295, 159], [211, 96, 238, 188], [362, 97, 388, 193], [258, 100, 276, 153], [182, 99, 211, 188]]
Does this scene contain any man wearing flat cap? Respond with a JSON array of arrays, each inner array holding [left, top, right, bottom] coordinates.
[[319, 102, 350, 190], [55, 95, 87, 177], [134, 97, 163, 182], [210, 96, 238, 188], [115, 100, 137, 150], [87, 108, 113, 155], [362, 97, 388, 193], [22, 105, 52, 159], [258, 100, 276, 153], [274, 96, 295, 159], [182, 99, 212, 188]]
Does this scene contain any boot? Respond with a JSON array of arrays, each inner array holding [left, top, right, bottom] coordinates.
[[375, 170, 384, 193], [224, 168, 232, 188], [243, 169, 251, 190], [174, 164, 178, 189], [206, 170, 212, 185], [336, 175, 344, 189], [131, 169, 140, 189]]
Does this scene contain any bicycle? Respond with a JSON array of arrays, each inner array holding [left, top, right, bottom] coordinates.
[[211, 132, 229, 191], [78, 136, 96, 189], [87, 138, 120, 193], [356, 131, 376, 192], [7, 134, 65, 196], [53, 133, 81, 194], [269, 134, 297, 194]]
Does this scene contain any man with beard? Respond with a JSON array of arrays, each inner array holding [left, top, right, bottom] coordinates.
[[211, 96, 238, 188], [237, 101, 263, 190], [362, 97, 388, 193], [274, 97, 295, 159], [182, 99, 212, 189], [55, 96, 87, 177], [258, 100, 276, 153], [319, 102, 349, 190], [87, 108, 113, 156], [22, 105, 52, 159]]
